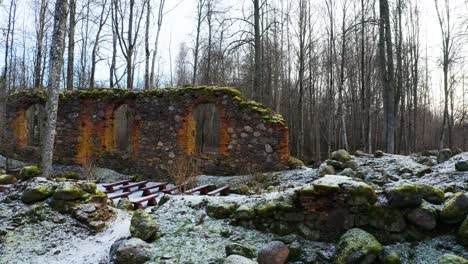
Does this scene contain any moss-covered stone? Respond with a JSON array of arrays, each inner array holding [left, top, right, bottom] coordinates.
[[438, 254, 468, 264], [455, 161, 468, 172], [54, 172, 80, 180], [130, 209, 158, 242], [21, 185, 54, 204], [457, 216, 468, 246], [116, 197, 134, 210], [383, 250, 401, 264], [255, 198, 294, 217], [437, 149, 453, 163], [318, 164, 336, 177], [86, 190, 108, 205], [331, 149, 351, 162], [233, 205, 256, 220], [368, 205, 407, 232], [225, 243, 255, 258], [18, 166, 41, 181], [77, 182, 97, 194], [312, 175, 377, 206], [0, 174, 16, 185], [206, 202, 238, 219], [288, 241, 302, 261], [406, 201, 438, 230], [327, 160, 346, 170], [419, 184, 445, 204], [385, 184, 423, 208], [287, 156, 305, 169], [53, 185, 87, 201], [441, 192, 468, 224], [374, 150, 384, 158], [114, 238, 154, 264], [333, 228, 383, 264]]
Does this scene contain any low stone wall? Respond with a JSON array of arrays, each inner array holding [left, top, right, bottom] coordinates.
[[206, 175, 467, 244], [3, 87, 289, 180]]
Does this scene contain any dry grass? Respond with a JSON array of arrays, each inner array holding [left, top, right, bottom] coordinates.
[[166, 154, 201, 192]]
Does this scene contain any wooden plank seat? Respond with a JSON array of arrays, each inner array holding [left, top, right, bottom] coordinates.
[[161, 183, 187, 194], [185, 184, 211, 195], [107, 191, 131, 200], [120, 181, 148, 192], [140, 182, 168, 196], [207, 186, 230, 196], [131, 193, 160, 209], [102, 180, 130, 193]]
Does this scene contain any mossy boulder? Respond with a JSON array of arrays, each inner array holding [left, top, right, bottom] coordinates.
[[383, 250, 401, 264], [368, 205, 406, 232], [225, 243, 256, 258], [0, 174, 16, 185], [114, 238, 154, 264], [22, 185, 54, 204], [385, 184, 423, 208], [287, 157, 305, 169], [54, 172, 80, 180], [333, 228, 383, 264], [206, 202, 238, 219], [130, 209, 158, 242], [318, 164, 336, 177], [374, 150, 384, 158], [419, 184, 445, 204], [86, 191, 108, 205], [455, 161, 468, 172], [437, 149, 453, 163], [255, 197, 294, 217], [457, 216, 468, 246], [438, 254, 468, 264], [234, 205, 256, 220], [441, 192, 468, 224], [77, 182, 97, 194], [116, 197, 134, 211], [53, 184, 87, 201], [18, 166, 41, 181], [331, 149, 351, 163], [406, 201, 438, 230], [312, 175, 377, 206]]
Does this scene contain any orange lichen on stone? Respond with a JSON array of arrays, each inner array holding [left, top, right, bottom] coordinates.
[[12, 110, 28, 148], [277, 128, 290, 162], [103, 104, 115, 152], [76, 112, 94, 165], [177, 112, 196, 155], [219, 114, 230, 156]]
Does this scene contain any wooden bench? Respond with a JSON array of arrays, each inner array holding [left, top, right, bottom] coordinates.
[[131, 193, 159, 209], [161, 183, 187, 194], [207, 186, 230, 196], [140, 182, 168, 196], [102, 180, 130, 193], [185, 184, 211, 195], [118, 181, 148, 192], [107, 192, 131, 200]]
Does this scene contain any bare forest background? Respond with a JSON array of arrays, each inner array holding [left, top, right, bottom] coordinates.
[[0, 0, 468, 164]]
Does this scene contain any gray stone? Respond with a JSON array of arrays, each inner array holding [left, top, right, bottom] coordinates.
[[437, 149, 453, 163], [130, 209, 159, 242], [258, 241, 289, 264], [406, 201, 437, 230], [265, 144, 274, 154], [441, 192, 468, 224], [223, 255, 257, 264], [455, 160, 468, 172], [114, 238, 154, 264], [333, 228, 382, 264], [225, 243, 255, 258]]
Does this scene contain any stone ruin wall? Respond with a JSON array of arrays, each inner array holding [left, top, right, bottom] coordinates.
[[3, 87, 289, 180]]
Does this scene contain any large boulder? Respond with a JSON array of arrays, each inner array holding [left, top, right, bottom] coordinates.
[[333, 228, 383, 264], [234, 205, 256, 221], [457, 216, 468, 246], [22, 185, 54, 204], [130, 209, 158, 242], [368, 206, 406, 233], [385, 184, 423, 208], [437, 149, 453, 163], [225, 243, 255, 258], [257, 241, 289, 264], [114, 238, 154, 264], [419, 184, 445, 204], [331, 149, 351, 163], [206, 202, 237, 219], [455, 161, 468, 172], [18, 166, 41, 181], [53, 183, 87, 201], [406, 201, 438, 230], [441, 192, 468, 224], [0, 174, 16, 185], [438, 254, 468, 264], [223, 255, 257, 264]]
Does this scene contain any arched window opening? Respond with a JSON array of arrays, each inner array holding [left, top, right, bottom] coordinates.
[[194, 103, 220, 155], [26, 104, 45, 147], [114, 104, 133, 153]]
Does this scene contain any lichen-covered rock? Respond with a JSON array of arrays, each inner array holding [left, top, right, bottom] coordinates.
[[53, 184, 87, 201], [441, 192, 468, 224], [114, 238, 154, 264], [21, 185, 54, 204], [223, 255, 257, 264], [18, 166, 41, 181], [374, 150, 384, 158], [383, 250, 401, 264], [437, 149, 453, 163], [318, 164, 336, 177], [338, 168, 356, 178], [77, 182, 97, 194], [368, 205, 406, 232], [455, 161, 468, 172], [234, 205, 256, 220], [255, 197, 294, 217], [225, 243, 255, 258], [311, 175, 377, 206], [0, 174, 16, 185], [457, 216, 468, 246], [54, 172, 80, 180], [385, 184, 423, 208], [130, 209, 158, 242], [206, 202, 237, 219], [116, 197, 134, 210], [258, 241, 289, 264], [419, 184, 445, 204], [86, 191, 108, 204], [287, 157, 305, 169], [327, 160, 346, 171], [331, 149, 351, 163], [406, 201, 438, 230], [333, 228, 382, 264], [438, 254, 468, 264]]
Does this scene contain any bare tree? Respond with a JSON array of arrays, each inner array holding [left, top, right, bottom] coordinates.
[[33, 0, 48, 89], [149, 0, 166, 89], [41, 0, 68, 178], [66, 0, 76, 91]]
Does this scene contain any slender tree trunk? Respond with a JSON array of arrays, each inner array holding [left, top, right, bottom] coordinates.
[[66, 0, 76, 91], [41, 0, 68, 178], [150, 0, 165, 88], [253, 0, 261, 100], [144, 0, 151, 90], [34, 0, 47, 89]]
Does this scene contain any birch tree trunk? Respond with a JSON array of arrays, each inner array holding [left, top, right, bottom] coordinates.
[[41, 0, 68, 178], [66, 0, 76, 91]]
